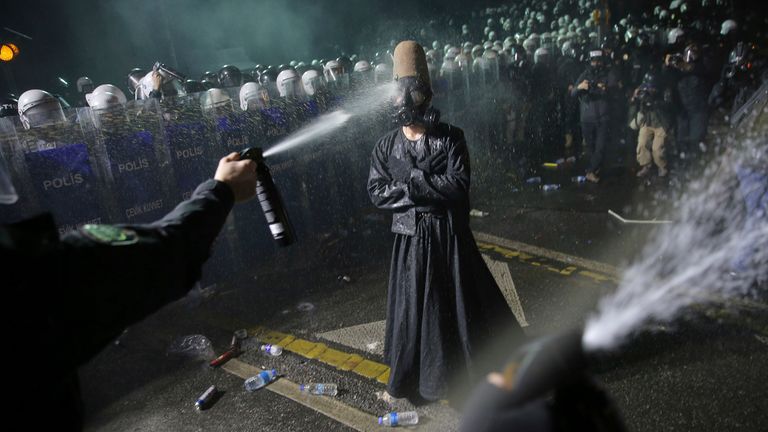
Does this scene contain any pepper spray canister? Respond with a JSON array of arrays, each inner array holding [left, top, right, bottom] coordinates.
[[239, 147, 295, 246]]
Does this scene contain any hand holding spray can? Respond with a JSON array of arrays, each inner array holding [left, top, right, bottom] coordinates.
[[239, 147, 295, 246]]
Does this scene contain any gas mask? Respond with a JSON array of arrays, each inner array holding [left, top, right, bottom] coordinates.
[[391, 77, 440, 129]]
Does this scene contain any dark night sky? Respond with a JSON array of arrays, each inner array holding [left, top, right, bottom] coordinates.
[[0, 0, 753, 95], [0, 0, 502, 95]]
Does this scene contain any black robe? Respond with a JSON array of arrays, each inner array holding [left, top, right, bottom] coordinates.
[[368, 123, 521, 401]]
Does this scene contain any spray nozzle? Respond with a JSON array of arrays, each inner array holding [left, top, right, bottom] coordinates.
[[153, 62, 186, 82], [500, 329, 587, 407], [238, 147, 294, 247], [239, 147, 264, 164]]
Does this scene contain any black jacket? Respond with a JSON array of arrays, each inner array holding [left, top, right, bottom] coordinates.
[[571, 67, 619, 123], [669, 62, 713, 113], [2, 179, 234, 431], [368, 123, 471, 236]]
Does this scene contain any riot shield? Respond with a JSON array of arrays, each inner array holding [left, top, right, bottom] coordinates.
[[90, 99, 175, 223], [161, 94, 241, 286], [5, 108, 108, 234]]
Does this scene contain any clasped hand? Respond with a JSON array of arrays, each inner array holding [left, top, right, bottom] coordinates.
[[388, 152, 448, 181]]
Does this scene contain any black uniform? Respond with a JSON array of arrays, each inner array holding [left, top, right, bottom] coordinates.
[[368, 123, 522, 401], [2, 179, 235, 431]]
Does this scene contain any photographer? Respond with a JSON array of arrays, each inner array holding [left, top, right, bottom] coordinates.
[[629, 73, 672, 178], [571, 49, 619, 183], [665, 42, 714, 161]]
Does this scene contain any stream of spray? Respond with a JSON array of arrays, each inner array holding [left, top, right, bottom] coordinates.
[[583, 133, 768, 352], [263, 82, 396, 157]]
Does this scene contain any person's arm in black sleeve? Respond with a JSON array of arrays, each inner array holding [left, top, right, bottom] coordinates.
[[407, 128, 470, 205], [571, 71, 588, 97], [367, 134, 416, 210], [53, 153, 257, 366], [709, 79, 726, 108]]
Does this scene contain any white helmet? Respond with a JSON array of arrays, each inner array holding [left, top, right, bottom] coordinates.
[[239, 81, 268, 110], [276, 69, 302, 98], [721, 19, 737, 36], [352, 60, 374, 87], [534, 47, 551, 64], [472, 57, 489, 73], [471, 45, 484, 59], [76, 76, 94, 94], [523, 38, 538, 54], [483, 49, 498, 60], [503, 36, 515, 50], [561, 40, 574, 57], [323, 60, 343, 83], [374, 63, 392, 84], [668, 28, 685, 45], [301, 70, 324, 96], [441, 58, 458, 74], [455, 53, 471, 70], [353, 60, 372, 73], [85, 84, 127, 111], [18, 89, 66, 130], [425, 49, 440, 64], [201, 88, 231, 110]]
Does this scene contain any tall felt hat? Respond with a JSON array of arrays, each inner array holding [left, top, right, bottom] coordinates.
[[393, 40, 431, 87]]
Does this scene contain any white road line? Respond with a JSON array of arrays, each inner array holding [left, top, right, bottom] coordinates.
[[483, 254, 529, 327]]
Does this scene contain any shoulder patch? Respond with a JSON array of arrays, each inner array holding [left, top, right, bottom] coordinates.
[[80, 224, 138, 246]]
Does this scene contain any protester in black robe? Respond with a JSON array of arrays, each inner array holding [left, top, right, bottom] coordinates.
[[367, 41, 523, 403]]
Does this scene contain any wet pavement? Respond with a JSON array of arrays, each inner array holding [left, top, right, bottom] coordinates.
[[80, 156, 768, 431]]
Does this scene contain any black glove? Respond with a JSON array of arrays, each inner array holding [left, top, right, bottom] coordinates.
[[416, 151, 448, 174], [387, 154, 415, 182]]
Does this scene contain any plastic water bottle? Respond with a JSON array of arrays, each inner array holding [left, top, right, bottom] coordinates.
[[299, 383, 339, 396], [469, 209, 489, 217], [244, 369, 278, 392], [572, 175, 587, 183], [542, 184, 561, 191], [378, 411, 419, 427], [260, 343, 283, 356], [526, 176, 542, 184]]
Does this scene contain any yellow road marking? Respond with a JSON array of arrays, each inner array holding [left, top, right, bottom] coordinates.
[[473, 231, 621, 277], [475, 239, 621, 285], [249, 326, 391, 385]]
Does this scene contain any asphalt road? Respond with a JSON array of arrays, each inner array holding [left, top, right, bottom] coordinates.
[[80, 163, 768, 431]]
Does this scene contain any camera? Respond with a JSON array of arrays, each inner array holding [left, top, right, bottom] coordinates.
[[153, 62, 186, 82], [667, 53, 684, 68], [586, 80, 606, 94], [635, 86, 652, 101]]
